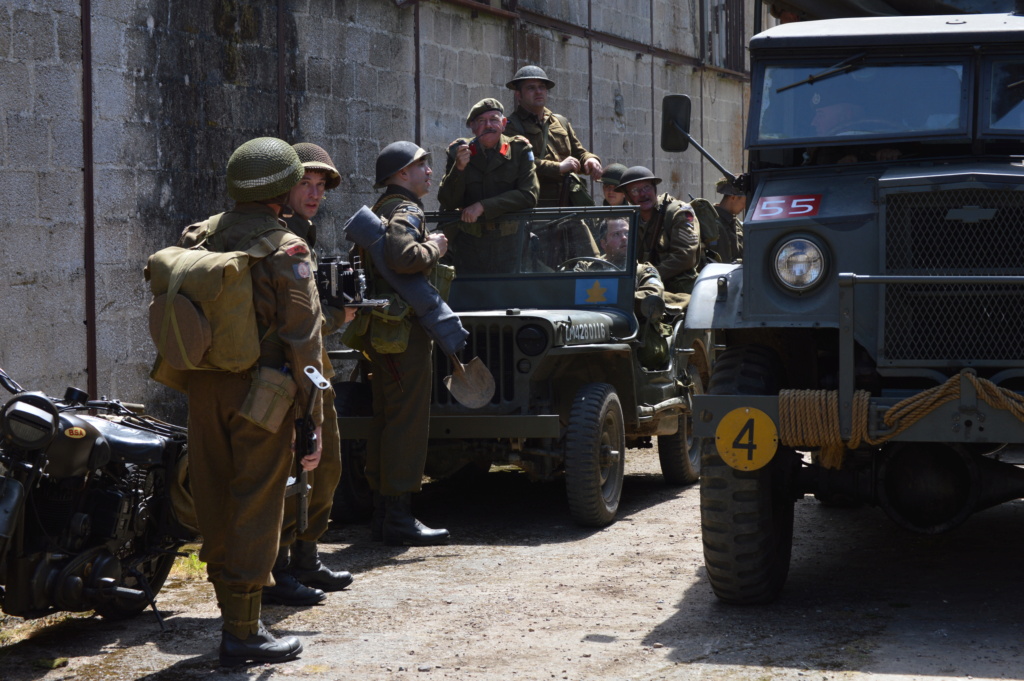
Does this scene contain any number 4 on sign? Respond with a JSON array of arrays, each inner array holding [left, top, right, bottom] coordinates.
[[715, 407, 779, 471]]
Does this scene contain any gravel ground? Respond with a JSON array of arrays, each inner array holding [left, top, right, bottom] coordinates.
[[1, 447, 1022, 681]]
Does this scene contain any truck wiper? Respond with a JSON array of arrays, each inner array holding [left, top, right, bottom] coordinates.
[[777, 53, 867, 94]]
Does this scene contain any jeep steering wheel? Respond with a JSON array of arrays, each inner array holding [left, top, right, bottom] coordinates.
[[558, 257, 621, 272]]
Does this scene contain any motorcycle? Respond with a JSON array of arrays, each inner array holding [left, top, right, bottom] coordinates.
[[0, 367, 197, 623]]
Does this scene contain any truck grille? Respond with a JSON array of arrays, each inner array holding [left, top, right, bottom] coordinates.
[[432, 323, 515, 407], [883, 188, 1024, 363]]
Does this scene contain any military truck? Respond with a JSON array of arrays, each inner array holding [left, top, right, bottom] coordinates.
[[334, 205, 712, 527], [665, 8, 1024, 603]]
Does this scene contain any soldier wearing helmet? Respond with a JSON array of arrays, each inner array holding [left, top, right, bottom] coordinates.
[[616, 165, 703, 307], [599, 162, 628, 206], [505, 65, 603, 206], [262, 143, 355, 607], [174, 137, 325, 666], [345, 140, 451, 546], [437, 98, 539, 273]]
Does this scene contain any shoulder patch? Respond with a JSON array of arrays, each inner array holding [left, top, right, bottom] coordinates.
[[293, 261, 312, 280], [285, 243, 309, 257], [396, 206, 423, 231]]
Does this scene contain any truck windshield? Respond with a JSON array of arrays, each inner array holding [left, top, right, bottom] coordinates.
[[755, 61, 967, 144], [986, 58, 1024, 132]]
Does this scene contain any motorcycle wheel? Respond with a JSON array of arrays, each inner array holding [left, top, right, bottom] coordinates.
[[93, 551, 177, 620]]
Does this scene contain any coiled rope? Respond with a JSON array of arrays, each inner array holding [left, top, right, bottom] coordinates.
[[778, 373, 1024, 469]]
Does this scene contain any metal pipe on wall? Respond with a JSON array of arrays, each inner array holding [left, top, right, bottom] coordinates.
[[81, 0, 97, 397]]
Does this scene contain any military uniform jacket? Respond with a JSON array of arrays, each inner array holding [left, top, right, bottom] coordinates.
[[178, 203, 324, 424], [437, 134, 539, 221], [369, 185, 440, 293], [507, 105, 600, 205], [637, 193, 702, 294], [714, 203, 744, 263]]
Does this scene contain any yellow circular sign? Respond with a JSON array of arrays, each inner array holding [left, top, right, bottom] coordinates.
[[715, 407, 778, 471]]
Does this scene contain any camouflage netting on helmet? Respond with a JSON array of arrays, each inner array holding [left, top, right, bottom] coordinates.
[[226, 137, 304, 203], [293, 142, 341, 190]]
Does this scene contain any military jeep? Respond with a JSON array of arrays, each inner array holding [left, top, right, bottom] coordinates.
[[668, 10, 1024, 604], [334, 205, 712, 527]]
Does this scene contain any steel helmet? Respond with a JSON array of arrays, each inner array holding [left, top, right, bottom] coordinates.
[[616, 166, 663, 192], [506, 65, 556, 90], [599, 163, 629, 187], [293, 142, 341, 190], [374, 141, 431, 189], [226, 137, 303, 203]]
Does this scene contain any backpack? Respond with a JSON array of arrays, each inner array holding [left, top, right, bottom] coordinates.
[[144, 214, 291, 373]]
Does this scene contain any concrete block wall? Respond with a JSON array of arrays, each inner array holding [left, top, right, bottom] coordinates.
[[0, 1, 88, 395], [0, 0, 752, 422]]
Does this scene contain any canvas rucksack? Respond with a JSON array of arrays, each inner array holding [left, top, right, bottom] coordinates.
[[144, 214, 291, 374]]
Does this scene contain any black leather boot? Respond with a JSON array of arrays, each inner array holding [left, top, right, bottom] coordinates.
[[217, 587, 303, 667], [262, 546, 327, 606], [288, 540, 353, 591], [220, 621, 304, 667], [383, 493, 450, 546], [371, 492, 385, 542]]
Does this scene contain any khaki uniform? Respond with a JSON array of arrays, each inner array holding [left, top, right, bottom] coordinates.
[[507, 105, 600, 207], [437, 134, 539, 273], [637, 193, 703, 299], [279, 214, 342, 546], [352, 186, 441, 497], [179, 204, 324, 593], [712, 203, 744, 263]]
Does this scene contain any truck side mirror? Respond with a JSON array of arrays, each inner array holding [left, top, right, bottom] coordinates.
[[660, 94, 692, 152]]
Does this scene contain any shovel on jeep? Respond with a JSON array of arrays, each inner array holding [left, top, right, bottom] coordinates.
[[444, 355, 494, 409]]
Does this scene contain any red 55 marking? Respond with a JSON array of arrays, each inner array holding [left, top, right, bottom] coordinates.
[[752, 194, 821, 220]]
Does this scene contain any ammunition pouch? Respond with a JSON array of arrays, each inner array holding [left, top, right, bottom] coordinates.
[[239, 366, 297, 433]]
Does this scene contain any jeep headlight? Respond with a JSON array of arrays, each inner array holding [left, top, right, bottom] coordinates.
[[516, 324, 548, 356], [774, 238, 826, 291]]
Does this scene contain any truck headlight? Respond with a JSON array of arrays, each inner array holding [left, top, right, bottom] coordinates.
[[774, 238, 826, 291]]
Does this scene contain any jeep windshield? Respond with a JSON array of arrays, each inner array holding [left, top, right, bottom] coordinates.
[[754, 59, 968, 145], [425, 206, 641, 326]]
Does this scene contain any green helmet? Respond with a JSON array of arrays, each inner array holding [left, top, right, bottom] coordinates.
[[226, 137, 303, 203], [375, 141, 430, 189], [506, 65, 555, 90], [293, 142, 341, 190]]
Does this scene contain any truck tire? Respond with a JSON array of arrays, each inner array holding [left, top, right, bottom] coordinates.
[[658, 362, 704, 486], [564, 383, 625, 527], [699, 344, 798, 604]]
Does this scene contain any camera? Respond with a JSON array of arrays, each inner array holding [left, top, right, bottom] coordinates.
[[315, 255, 365, 309]]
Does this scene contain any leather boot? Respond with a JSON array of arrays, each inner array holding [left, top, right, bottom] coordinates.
[[288, 540, 353, 591], [371, 492, 385, 542], [262, 546, 327, 606], [217, 587, 303, 667], [383, 493, 450, 546]]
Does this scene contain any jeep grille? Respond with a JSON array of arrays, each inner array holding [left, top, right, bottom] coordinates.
[[883, 188, 1024, 364], [432, 323, 515, 407]]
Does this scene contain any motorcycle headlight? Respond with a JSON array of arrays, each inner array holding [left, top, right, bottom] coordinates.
[[774, 238, 827, 291], [2, 393, 59, 450]]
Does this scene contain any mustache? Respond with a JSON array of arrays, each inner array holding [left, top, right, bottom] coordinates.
[[480, 127, 501, 135]]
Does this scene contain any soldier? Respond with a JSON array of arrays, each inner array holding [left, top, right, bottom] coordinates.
[[347, 141, 451, 546], [178, 137, 324, 666], [600, 163, 628, 206], [505, 65, 603, 206], [261, 143, 355, 607], [710, 177, 746, 263], [437, 98, 539, 273], [616, 166, 702, 307]]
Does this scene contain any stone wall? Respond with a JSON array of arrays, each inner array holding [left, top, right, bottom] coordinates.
[[0, 0, 757, 422]]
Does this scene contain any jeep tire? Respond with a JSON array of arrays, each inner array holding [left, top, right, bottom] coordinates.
[[564, 383, 625, 527], [658, 362, 704, 486], [699, 345, 798, 604]]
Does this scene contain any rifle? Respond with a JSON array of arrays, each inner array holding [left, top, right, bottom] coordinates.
[[284, 365, 331, 534]]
